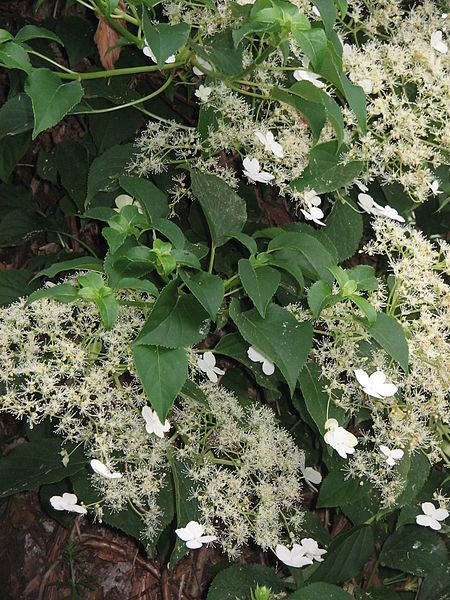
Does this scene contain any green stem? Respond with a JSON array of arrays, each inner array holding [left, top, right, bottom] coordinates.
[[57, 62, 182, 81], [71, 74, 174, 114], [28, 50, 76, 74], [208, 244, 216, 274]]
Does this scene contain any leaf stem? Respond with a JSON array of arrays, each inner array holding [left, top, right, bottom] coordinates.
[[57, 62, 182, 81]]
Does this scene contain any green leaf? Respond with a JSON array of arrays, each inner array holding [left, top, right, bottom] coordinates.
[[27, 283, 79, 305], [133, 345, 188, 421], [364, 312, 409, 372], [0, 131, 30, 181], [0, 93, 34, 138], [267, 250, 305, 291], [56, 16, 95, 68], [307, 279, 336, 318], [15, 25, 63, 45], [190, 169, 246, 248], [229, 300, 313, 394], [272, 85, 326, 144], [89, 107, 142, 153], [24, 69, 84, 138], [34, 257, 103, 280], [287, 583, 353, 600], [136, 293, 210, 348], [179, 270, 224, 320], [0, 41, 32, 73], [310, 525, 374, 584], [55, 139, 89, 210], [325, 199, 363, 261], [311, 0, 337, 33], [0, 29, 13, 43], [169, 454, 200, 564], [293, 27, 328, 71], [142, 11, 189, 67], [113, 277, 158, 296], [290, 141, 363, 194], [317, 468, 368, 508], [268, 232, 335, 281], [199, 29, 243, 75], [238, 259, 281, 318], [0, 269, 39, 305], [351, 295, 377, 326], [418, 565, 450, 600], [207, 564, 288, 600], [379, 525, 448, 577], [95, 293, 119, 330], [119, 175, 169, 221], [0, 438, 86, 498], [396, 452, 430, 506], [298, 362, 345, 436], [86, 144, 134, 203]]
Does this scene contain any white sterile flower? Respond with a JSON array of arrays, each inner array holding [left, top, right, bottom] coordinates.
[[275, 543, 313, 568], [143, 43, 176, 63], [242, 157, 274, 184], [300, 538, 327, 562], [50, 493, 87, 515], [175, 520, 217, 549], [355, 369, 398, 399], [428, 180, 442, 195], [359, 78, 373, 94], [301, 205, 325, 226], [357, 193, 385, 216], [324, 418, 358, 459], [380, 204, 405, 223], [193, 56, 212, 76], [416, 502, 449, 530], [255, 131, 284, 158], [90, 459, 122, 480], [379, 446, 404, 467], [142, 405, 171, 438], [293, 69, 325, 88], [236, 0, 256, 5], [247, 346, 275, 375], [194, 85, 212, 102], [197, 351, 224, 383], [431, 30, 448, 54], [302, 466, 322, 491]]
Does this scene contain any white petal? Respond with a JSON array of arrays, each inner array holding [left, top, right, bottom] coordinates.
[[303, 467, 322, 485], [247, 346, 265, 363], [433, 508, 449, 521], [390, 449, 404, 460], [206, 368, 218, 383], [198, 535, 217, 544], [90, 459, 111, 478], [300, 538, 319, 553], [379, 445, 391, 457], [355, 369, 370, 388], [324, 418, 339, 430], [186, 539, 203, 549], [378, 382, 398, 397], [50, 495, 66, 511], [386, 457, 396, 467], [416, 514, 435, 528], [185, 520, 205, 538], [421, 502, 437, 516], [262, 359, 275, 375], [175, 527, 193, 542]]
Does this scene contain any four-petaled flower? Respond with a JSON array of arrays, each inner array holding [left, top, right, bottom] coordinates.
[[300, 538, 327, 562], [90, 459, 122, 480], [195, 85, 212, 102], [193, 56, 212, 76], [355, 369, 398, 399], [142, 406, 171, 438], [143, 42, 176, 64], [242, 157, 274, 184], [293, 69, 325, 88], [50, 493, 87, 514], [431, 30, 448, 54], [175, 520, 217, 549], [324, 418, 358, 459], [255, 131, 284, 158], [301, 189, 325, 226], [275, 543, 313, 568], [247, 346, 275, 375], [357, 193, 405, 222], [197, 351, 225, 383], [416, 502, 449, 530], [428, 180, 442, 195], [379, 446, 404, 467]]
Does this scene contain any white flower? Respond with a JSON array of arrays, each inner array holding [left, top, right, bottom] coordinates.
[[114, 194, 143, 214], [357, 194, 405, 222], [197, 351, 224, 383], [342, 43, 353, 60], [194, 85, 212, 102], [50, 493, 87, 515], [359, 78, 373, 94], [143, 42, 176, 63], [175, 520, 217, 549], [142, 405, 171, 438], [236, 0, 256, 5], [416, 502, 449, 530], [242, 157, 274, 184], [193, 56, 212, 76], [324, 418, 358, 459], [302, 466, 322, 490], [301, 206, 325, 226], [247, 346, 275, 375], [355, 369, 398, 399], [300, 538, 327, 562], [431, 30, 448, 54], [354, 180, 369, 193], [255, 131, 284, 158], [90, 459, 122, 480], [312, 5, 320, 17], [379, 446, 404, 467], [275, 543, 313, 568], [428, 180, 442, 195], [303, 189, 321, 206], [293, 69, 325, 88]]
